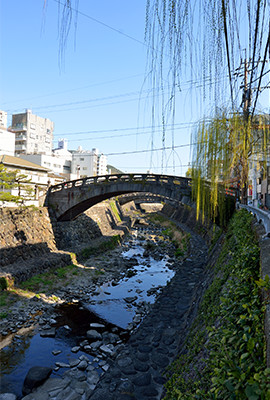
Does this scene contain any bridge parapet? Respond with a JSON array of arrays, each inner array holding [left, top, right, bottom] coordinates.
[[50, 173, 191, 193], [46, 173, 192, 221]]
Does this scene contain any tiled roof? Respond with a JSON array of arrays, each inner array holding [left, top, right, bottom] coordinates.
[[0, 154, 49, 172]]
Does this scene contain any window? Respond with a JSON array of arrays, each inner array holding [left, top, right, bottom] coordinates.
[[83, 167, 87, 170], [30, 123, 36, 129], [80, 158, 84, 161]]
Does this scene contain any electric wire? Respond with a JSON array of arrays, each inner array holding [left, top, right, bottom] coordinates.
[[104, 143, 197, 157], [53, 121, 199, 137], [251, 27, 270, 117], [53, 0, 148, 48]]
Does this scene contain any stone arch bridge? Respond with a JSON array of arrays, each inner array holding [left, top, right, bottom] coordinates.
[[45, 173, 192, 221]]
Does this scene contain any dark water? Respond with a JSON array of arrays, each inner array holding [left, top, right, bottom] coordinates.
[[0, 305, 107, 397]]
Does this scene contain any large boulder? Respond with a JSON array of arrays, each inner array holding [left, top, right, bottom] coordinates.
[[22, 366, 52, 395]]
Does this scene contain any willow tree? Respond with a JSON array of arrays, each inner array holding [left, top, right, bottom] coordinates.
[[49, 0, 269, 220], [145, 0, 270, 221]]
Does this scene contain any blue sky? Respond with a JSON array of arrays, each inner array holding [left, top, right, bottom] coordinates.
[[0, 1, 269, 175]]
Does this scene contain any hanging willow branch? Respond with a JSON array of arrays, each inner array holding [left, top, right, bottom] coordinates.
[[145, 0, 270, 222], [191, 111, 270, 223]]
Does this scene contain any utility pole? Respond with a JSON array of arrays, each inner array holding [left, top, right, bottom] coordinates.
[[242, 57, 251, 120], [236, 51, 270, 205], [238, 51, 253, 120]]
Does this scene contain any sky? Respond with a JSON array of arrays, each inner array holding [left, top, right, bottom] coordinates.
[[0, 0, 269, 176]]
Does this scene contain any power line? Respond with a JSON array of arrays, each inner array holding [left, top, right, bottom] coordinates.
[[251, 28, 270, 117], [6, 74, 229, 114], [1, 73, 145, 106], [53, 0, 147, 48], [53, 121, 198, 138], [105, 143, 196, 157], [115, 165, 190, 170]]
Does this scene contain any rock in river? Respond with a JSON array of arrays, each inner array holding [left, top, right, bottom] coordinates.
[[86, 329, 102, 341], [22, 366, 52, 395]]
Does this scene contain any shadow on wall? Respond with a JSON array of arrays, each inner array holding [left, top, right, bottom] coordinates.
[[0, 242, 52, 268], [0, 242, 73, 284], [49, 199, 131, 253], [51, 212, 103, 252]]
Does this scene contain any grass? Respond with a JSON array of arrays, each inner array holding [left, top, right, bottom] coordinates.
[[110, 200, 122, 222], [164, 210, 269, 399], [147, 214, 190, 257], [79, 235, 121, 259], [18, 264, 78, 292], [0, 264, 81, 312]]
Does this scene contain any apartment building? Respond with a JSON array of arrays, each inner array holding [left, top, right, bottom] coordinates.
[[10, 109, 54, 156], [97, 153, 108, 176], [20, 139, 74, 180], [71, 147, 107, 178]]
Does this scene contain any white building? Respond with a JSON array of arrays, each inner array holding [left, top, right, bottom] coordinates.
[[19, 139, 76, 180], [10, 109, 54, 156], [71, 147, 107, 178], [0, 154, 49, 206], [0, 110, 15, 156], [97, 153, 108, 176]]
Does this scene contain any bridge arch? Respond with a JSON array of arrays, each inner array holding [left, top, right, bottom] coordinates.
[[45, 173, 192, 221]]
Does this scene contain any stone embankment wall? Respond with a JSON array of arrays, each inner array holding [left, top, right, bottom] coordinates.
[[0, 207, 72, 283], [161, 202, 217, 244], [0, 199, 131, 283], [0, 207, 56, 252], [51, 199, 131, 252]]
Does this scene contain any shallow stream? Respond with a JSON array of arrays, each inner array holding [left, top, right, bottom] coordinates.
[[0, 227, 176, 398]]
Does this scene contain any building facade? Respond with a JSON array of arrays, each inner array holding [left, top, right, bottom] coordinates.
[[70, 147, 107, 178], [0, 111, 15, 156], [10, 109, 54, 156], [0, 154, 49, 206]]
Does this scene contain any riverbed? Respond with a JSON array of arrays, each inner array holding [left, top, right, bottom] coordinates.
[[0, 221, 182, 398]]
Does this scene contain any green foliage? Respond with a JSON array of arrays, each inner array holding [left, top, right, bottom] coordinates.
[[174, 248, 184, 257], [0, 292, 8, 307], [0, 164, 34, 204], [164, 210, 269, 399], [192, 112, 269, 224], [19, 264, 77, 291], [109, 200, 122, 222], [79, 235, 121, 259], [148, 214, 190, 257], [0, 312, 8, 319], [0, 277, 8, 291]]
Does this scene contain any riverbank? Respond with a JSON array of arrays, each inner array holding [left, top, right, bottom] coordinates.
[[1, 202, 269, 399], [1, 204, 193, 399]]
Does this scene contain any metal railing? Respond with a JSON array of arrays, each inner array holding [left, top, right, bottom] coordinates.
[[239, 204, 270, 235]]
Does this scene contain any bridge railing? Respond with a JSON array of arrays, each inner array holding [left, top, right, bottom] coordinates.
[[49, 174, 192, 194]]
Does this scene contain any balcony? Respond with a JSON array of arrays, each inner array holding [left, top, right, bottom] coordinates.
[[15, 144, 26, 151], [15, 134, 27, 140], [11, 125, 27, 132]]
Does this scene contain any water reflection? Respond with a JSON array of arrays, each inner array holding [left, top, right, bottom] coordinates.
[[85, 233, 174, 328]]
